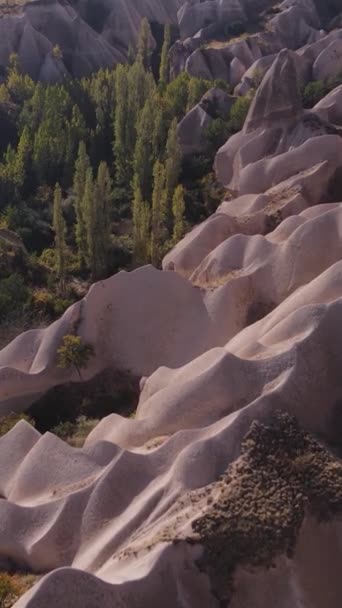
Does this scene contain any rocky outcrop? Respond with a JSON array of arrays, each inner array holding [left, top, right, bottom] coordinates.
[[163, 188, 308, 278], [214, 49, 342, 191], [3, 3, 342, 608], [4, 202, 342, 605], [176, 0, 334, 85], [0, 0, 182, 79], [177, 87, 236, 155], [313, 84, 342, 125], [0, 0, 340, 83], [178, 0, 247, 40], [244, 49, 302, 130], [312, 38, 342, 82]]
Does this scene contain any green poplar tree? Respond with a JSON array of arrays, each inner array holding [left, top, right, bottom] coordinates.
[[94, 161, 112, 274], [73, 141, 90, 270], [53, 183, 67, 285], [151, 160, 167, 267], [164, 118, 182, 227], [159, 24, 171, 88], [133, 97, 155, 201], [83, 168, 97, 278], [13, 126, 31, 197], [172, 184, 186, 243], [132, 180, 150, 264], [152, 99, 168, 160], [114, 64, 130, 189], [137, 18, 153, 70], [127, 45, 136, 65], [127, 60, 156, 166]]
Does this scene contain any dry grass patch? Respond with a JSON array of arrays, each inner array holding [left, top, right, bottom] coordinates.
[[192, 269, 244, 289], [0, 572, 40, 607]]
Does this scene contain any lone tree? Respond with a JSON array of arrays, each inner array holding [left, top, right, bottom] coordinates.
[[57, 334, 94, 380], [137, 17, 153, 70]]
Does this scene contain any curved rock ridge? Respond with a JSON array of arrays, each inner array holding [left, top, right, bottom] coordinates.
[[2, 2, 342, 606], [214, 45, 342, 191], [0, 265, 218, 412], [3, 325, 342, 608], [177, 87, 236, 155], [0, 0, 341, 82], [4, 200, 342, 411], [172, 0, 338, 85], [0, 0, 183, 79], [3, 200, 342, 604]]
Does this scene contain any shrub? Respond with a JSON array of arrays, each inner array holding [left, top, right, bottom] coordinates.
[[205, 117, 231, 151], [31, 289, 72, 318], [0, 412, 35, 437], [302, 80, 327, 108], [164, 72, 190, 119], [51, 420, 76, 439], [0, 573, 19, 605], [0, 273, 30, 318], [57, 334, 94, 380], [228, 95, 252, 132], [187, 76, 213, 111], [200, 172, 229, 215], [39, 248, 56, 270]]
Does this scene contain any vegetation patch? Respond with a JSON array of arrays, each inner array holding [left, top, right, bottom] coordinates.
[[0, 571, 39, 607], [0, 412, 35, 437], [121, 413, 342, 606], [51, 415, 99, 448], [186, 412, 342, 605], [301, 74, 342, 108], [27, 368, 140, 434]]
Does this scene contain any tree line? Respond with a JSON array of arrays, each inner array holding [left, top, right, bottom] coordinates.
[[0, 21, 219, 287], [0, 19, 247, 292]]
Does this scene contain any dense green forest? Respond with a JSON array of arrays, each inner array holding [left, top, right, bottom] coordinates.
[[0, 20, 251, 331]]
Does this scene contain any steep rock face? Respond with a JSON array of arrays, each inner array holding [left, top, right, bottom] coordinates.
[[178, 0, 248, 40], [177, 0, 332, 85], [0, 0, 183, 79], [313, 38, 342, 81], [177, 87, 236, 155], [244, 49, 302, 130], [0, 0, 341, 82], [214, 48, 342, 191], [0, 266, 219, 412], [3, 2, 342, 607], [313, 84, 342, 125]]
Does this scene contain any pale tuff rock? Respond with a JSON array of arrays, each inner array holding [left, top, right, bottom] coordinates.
[[313, 84, 342, 125], [214, 46, 342, 191], [0, 0, 337, 82], [313, 38, 342, 82], [177, 87, 236, 155], [2, 2, 342, 607]]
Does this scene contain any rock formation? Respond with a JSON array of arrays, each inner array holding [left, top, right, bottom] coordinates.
[[178, 87, 236, 155], [214, 47, 342, 192], [0, 0, 340, 81], [2, 1, 342, 606], [0, 0, 182, 79]]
